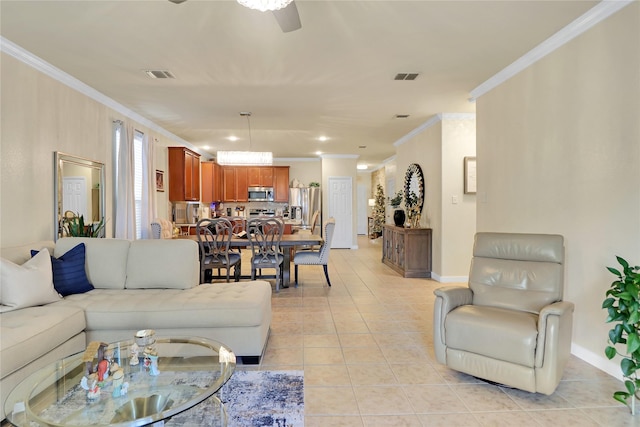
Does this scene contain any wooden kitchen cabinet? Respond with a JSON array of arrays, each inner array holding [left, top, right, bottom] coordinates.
[[201, 161, 223, 203], [222, 166, 249, 202], [168, 147, 200, 201], [247, 167, 274, 187], [273, 166, 290, 202], [382, 225, 432, 278]]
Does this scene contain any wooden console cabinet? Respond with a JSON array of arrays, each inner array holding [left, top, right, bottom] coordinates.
[[382, 225, 432, 278]]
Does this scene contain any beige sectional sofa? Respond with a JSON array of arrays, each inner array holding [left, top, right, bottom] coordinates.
[[0, 237, 272, 419]]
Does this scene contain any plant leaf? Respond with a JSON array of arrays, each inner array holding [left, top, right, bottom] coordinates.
[[618, 256, 630, 270], [621, 358, 637, 377], [608, 266, 622, 277], [625, 380, 636, 395], [628, 332, 640, 354], [606, 346, 617, 359], [613, 390, 630, 406]]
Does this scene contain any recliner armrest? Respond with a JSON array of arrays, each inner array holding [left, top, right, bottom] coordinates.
[[434, 286, 473, 314], [433, 286, 473, 364], [535, 300, 575, 368]]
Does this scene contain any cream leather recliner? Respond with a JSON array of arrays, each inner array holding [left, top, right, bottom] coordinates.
[[433, 232, 574, 395]]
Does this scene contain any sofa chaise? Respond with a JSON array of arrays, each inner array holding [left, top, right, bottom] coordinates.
[[0, 237, 272, 419]]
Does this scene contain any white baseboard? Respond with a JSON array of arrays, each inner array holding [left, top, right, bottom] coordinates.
[[430, 273, 468, 283], [571, 342, 621, 380]]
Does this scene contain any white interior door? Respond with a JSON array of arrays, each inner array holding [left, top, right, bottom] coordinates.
[[328, 177, 353, 248], [63, 176, 88, 218]]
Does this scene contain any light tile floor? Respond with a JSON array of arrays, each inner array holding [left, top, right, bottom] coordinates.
[[235, 236, 637, 426]]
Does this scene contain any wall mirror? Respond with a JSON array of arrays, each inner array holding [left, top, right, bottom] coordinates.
[[54, 152, 105, 240], [404, 163, 424, 214]]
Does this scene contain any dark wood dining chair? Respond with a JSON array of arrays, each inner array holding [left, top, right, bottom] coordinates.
[[247, 217, 284, 291], [195, 218, 241, 283]]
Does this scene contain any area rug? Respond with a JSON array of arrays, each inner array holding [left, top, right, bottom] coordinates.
[[167, 370, 304, 427]]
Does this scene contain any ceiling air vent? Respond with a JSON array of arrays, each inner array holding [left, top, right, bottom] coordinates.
[[144, 70, 176, 79], [394, 73, 419, 81], [394, 114, 410, 119]]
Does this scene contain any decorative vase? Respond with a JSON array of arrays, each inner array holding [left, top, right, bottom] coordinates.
[[393, 209, 405, 227]]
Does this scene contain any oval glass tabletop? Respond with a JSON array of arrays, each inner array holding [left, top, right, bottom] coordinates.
[[4, 337, 235, 427]]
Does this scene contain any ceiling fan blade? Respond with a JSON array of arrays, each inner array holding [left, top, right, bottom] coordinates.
[[272, 1, 301, 33]]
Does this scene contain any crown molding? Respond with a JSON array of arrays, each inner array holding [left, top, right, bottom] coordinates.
[[275, 157, 321, 162], [393, 115, 441, 147], [394, 113, 476, 147], [0, 36, 204, 155], [469, 0, 634, 101], [320, 154, 359, 159]]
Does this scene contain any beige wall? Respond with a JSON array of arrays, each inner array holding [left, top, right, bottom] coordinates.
[[440, 117, 476, 280], [274, 158, 321, 188], [395, 115, 476, 280], [0, 53, 186, 246], [475, 3, 640, 376]]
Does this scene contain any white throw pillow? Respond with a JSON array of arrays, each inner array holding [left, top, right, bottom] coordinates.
[[0, 248, 61, 312]]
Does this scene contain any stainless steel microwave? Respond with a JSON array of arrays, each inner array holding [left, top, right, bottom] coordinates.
[[247, 187, 274, 202]]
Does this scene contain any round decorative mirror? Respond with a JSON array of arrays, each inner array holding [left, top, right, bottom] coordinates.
[[404, 163, 424, 214]]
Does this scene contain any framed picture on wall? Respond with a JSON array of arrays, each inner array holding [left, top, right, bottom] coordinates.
[[156, 170, 164, 192], [464, 157, 476, 194]]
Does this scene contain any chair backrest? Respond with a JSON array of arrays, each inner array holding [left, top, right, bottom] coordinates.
[[195, 218, 233, 261], [247, 217, 284, 262], [469, 232, 564, 314], [151, 222, 162, 239], [309, 210, 320, 234], [317, 218, 336, 263], [151, 218, 174, 239]]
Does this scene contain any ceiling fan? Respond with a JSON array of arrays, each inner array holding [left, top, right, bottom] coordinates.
[[168, 0, 302, 33]]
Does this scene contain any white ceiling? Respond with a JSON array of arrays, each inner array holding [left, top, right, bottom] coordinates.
[[0, 0, 598, 168]]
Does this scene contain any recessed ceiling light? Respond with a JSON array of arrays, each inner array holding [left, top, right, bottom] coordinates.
[[357, 165, 368, 170], [318, 136, 328, 142], [203, 145, 210, 150], [228, 136, 239, 142], [315, 151, 322, 155]]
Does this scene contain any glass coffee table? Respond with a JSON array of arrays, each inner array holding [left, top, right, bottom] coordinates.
[[4, 337, 235, 426]]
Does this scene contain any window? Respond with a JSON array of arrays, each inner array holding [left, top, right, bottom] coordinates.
[[134, 131, 143, 239], [114, 124, 146, 239]]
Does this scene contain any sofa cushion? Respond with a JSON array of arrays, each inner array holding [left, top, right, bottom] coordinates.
[[0, 305, 86, 379], [55, 238, 130, 290], [125, 240, 199, 289], [0, 249, 61, 312], [32, 243, 94, 297], [57, 281, 272, 330]]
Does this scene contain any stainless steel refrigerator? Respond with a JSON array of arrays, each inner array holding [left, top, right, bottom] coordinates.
[[289, 187, 321, 231]]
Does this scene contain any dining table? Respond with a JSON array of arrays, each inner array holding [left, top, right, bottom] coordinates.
[[176, 233, 324, 287]]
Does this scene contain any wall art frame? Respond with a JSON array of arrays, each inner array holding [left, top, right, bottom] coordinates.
[[464, 156, 476, 194]]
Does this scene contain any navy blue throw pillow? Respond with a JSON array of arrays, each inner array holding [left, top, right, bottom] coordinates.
[[31, 243, 94, 297]]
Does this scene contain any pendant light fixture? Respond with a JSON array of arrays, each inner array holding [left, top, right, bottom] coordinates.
[[217, 112, 273, 166], [236, 0, 293, 12]]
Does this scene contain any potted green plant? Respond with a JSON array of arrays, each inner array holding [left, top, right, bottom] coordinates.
[[62, 212, 105, 238], [603, 255, 640, 415], [390, 191, 405, 227]]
